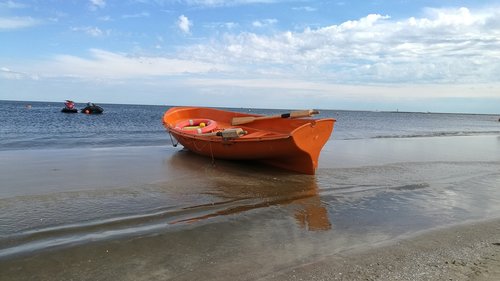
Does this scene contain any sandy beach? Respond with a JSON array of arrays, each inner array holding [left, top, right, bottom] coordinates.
[[1, 135, 500, 280]]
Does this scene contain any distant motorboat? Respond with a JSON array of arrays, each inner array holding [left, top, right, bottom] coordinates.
[[61, 100, 78, 113], [81, 103, 103, 114]]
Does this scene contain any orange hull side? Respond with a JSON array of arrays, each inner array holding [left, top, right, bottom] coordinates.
[[163, 107, 335, 174]]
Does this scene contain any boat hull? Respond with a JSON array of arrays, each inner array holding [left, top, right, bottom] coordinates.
[[163, 107, 335, 174], [61, 108, 78, 113]]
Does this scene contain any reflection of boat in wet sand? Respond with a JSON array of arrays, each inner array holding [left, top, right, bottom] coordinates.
[[167, 151, 332, 231], [163, 107, 335, 174], [294, 196, 331, 231]]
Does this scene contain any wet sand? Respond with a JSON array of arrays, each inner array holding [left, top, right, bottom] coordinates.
[[264, 218, 500, 281], [1, 135, 500, 280]]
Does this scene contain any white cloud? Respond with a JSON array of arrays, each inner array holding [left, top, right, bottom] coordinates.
[[1, 67, 39, 80], [130, 0, 278, 8], [224, 22, 238, 29], [0, 1, 27, 9], [71, 26, 108, 37], [98, 16, 112, 21], [177, 14, 192, 34], [204, 21, 239, 30], [182, 7, 500, 84], [0, 67, 21, 79], [252, 18, 277, 28], [292, 6, 316, 12], [182, 0, 277, 7], [122, 12, 150, 19], [89, 0, 106, 10], [186, 78, 500, 99], [0, 16, 40, 29], [34, 49, 231, 79]]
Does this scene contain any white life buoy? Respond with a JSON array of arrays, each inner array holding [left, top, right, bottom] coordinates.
[[174, 119, 218, 134]]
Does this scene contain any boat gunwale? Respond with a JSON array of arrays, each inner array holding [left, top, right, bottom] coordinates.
[[163, 106, 335, 143], [166, 119, 336, 143]]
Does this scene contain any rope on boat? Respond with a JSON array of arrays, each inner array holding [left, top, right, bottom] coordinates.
[[168, 131, 179, 147], [209, 141, 215, 165]]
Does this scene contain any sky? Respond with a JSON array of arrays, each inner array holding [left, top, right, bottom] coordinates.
[[1, 0, 500, 113]]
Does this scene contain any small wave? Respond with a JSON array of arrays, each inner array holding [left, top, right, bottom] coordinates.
[[318, 184, 388, 196], [334, 131, 500, 140], [373, 131, 500, 139], [392, 183, 430, 191], [0, 189, 317, 259]]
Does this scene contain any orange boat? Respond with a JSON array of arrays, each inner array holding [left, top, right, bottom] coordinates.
[[162, 107, 335, 175]]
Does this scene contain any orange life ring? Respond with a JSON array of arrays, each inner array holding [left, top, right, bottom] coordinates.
[[174, 119, 218, 134]]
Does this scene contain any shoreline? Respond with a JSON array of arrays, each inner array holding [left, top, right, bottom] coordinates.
[[263, 218, 500, 281]]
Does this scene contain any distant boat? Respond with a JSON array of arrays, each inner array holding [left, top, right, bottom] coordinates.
[[163, 107, 335, 174], [81, 103, 103, 114], [61, 100, 78, 113]]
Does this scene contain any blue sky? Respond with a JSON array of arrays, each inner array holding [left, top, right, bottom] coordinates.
[[1, 0, 499, 113]]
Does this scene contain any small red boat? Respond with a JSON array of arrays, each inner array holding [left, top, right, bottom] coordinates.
[[163, 107, 335, 174]]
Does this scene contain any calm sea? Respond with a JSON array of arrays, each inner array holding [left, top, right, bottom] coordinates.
[[1, 100, 499, 151]]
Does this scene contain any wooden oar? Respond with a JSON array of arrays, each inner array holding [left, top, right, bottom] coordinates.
[[231, 109, 319, 126]]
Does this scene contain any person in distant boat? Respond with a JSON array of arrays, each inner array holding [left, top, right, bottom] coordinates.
[[65, 100, 75, 109], [62, 100, 78, 113], [87, 102, 95, 107]]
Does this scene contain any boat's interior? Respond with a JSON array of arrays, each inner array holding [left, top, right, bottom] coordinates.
[[164, 107, 318, 140]]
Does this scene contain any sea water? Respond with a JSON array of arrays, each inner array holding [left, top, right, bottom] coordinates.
[[1, 100, 499, 150], [1, 100, 500, 280]]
